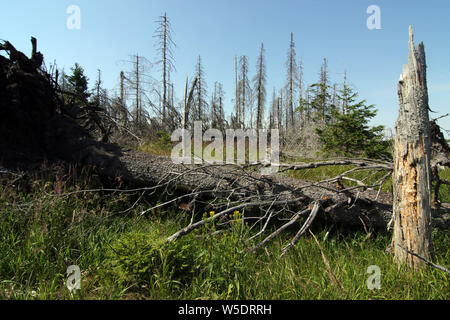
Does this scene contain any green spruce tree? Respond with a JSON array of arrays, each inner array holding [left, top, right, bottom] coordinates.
[[66, 63, 90, 103], [316, 83, 390, 159]]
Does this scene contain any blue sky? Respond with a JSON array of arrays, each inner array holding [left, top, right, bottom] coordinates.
[[1, 0, 449, 136]]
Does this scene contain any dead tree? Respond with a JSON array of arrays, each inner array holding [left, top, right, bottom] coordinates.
[[234, 55, 241, 129], [119, 71, 128, 125], [253, 43, 266, 130], [269, 88, 277, 130], [182, 76, 198, 130], [298, 58, 304, 131], [285, 33, 298, 130], [121, 54, 153, 129], [238, 55, 251, 128], [393, 26, 433, 270], [192, 56, 208, 126], [154, 12, 176, 126], [182, 76, 189, 130], [210, 82, 226, 132], [135, 55, 140, 125]]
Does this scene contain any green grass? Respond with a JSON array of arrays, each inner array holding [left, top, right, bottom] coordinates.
[[282, 159, 393, 194], [438, 168, 450, 203], [0, 173, 448, 300], [282, 156, 450, 203]]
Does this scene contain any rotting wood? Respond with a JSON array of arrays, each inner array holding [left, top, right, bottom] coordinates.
[[393, 26, 433, 270]]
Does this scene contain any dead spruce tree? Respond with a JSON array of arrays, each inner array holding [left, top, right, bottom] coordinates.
[[192, 55, 209, 127], [238, 55, 251, 128], [393, 26, 433, 270], [120, 54, 153, 129], [285, 33, 298, 130], [234, 55, 241, 129], [253, 43, 267, 130], [154, 12, 176, 126], [210, 82, 226, 133], [298, 58, 305, 131]]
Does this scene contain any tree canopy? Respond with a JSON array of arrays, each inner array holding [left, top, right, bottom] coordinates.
[[316, 83, 391, 159]]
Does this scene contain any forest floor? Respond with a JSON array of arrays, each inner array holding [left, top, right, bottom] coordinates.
[[0, 149, 448, 300]]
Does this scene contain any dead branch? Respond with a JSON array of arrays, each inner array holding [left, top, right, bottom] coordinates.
[[276, 159, 392, 173], [280, 201, 321, 257], [167, 197, 306, 242], [399, 245, 450, 275]]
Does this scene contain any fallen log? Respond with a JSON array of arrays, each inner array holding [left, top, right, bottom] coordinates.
[[75, 147, 450, 235], [0, 37, 448, 254]]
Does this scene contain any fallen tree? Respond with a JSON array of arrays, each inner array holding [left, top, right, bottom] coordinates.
[[0, 38, 449, 256]]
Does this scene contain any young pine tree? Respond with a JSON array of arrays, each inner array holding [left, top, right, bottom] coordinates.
[[309, 59, 332, 125], [316, 83, 390, 159], [66, 63, 90, 103]]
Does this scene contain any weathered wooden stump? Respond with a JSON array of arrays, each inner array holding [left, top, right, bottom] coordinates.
[[393, 26, 433, 270]]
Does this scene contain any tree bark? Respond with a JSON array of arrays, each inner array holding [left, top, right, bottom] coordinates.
[[393, 26, 433, 270], [135, 55, 139, 125], [162, 13, 167, 124]]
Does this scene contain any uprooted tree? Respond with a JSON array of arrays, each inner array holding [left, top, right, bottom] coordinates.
[[0, 36, 449, 263]]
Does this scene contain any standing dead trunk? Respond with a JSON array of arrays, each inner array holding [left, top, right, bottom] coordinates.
[[135, 55, 139, 126], [393, 26, 433, 270], [183, 76, 188, 130], [235, 55, 240, 128], [162, 13, 167, 125], [119, 71, 127, 125]]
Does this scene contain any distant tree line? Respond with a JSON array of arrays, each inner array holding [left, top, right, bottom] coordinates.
[[55, 13, 390, 159]]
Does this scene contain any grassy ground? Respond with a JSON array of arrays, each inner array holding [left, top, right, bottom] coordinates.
[[282, 157, 450, 203], [438, 168, 450, 203], [0, 171, 448, 300]]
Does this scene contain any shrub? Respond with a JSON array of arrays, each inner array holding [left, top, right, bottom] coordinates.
[[156, 130, 172, 149], [103, 230, 198, 290]]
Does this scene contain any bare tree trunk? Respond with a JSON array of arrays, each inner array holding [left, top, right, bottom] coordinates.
[[120, 71, 124, 112], [288, 33, 295, 130], [183, 75, 188, 130], [256, 43, 265, 130], [277, 94, 281, 130], [241, 56, 247, 128], [298, 59, 304, 131], [393, 26, 433, 270], [196, 56, 203, 122], [135, 55, 139, 125], [235, 55, 240, 128], [162, 13, 167, 125]]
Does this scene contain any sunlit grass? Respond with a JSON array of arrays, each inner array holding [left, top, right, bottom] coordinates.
[[437, 168, 450, 203], [0, 173, 448, 300]]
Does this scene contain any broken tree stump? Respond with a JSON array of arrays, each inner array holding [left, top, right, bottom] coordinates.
[[393, 26, 433, 270]]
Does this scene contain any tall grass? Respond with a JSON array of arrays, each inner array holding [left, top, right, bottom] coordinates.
[[0, 171, 448, 300], [438, 169, 450, 203]]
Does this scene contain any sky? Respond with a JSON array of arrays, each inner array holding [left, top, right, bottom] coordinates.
[[1, 0, 449, 137]]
